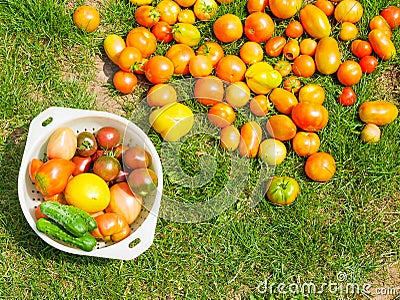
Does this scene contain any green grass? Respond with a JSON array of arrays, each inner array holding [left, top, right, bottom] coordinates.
[[1, 0, 400, 299]]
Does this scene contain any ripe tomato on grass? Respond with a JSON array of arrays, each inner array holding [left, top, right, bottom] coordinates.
[[73, 5, 100, 33], [285, 20, 303, 38], [292, 132, 320, 157], [359, 56, 378, 74], [336, 60, 362, 86], [305, 152, 336, 182], [244, 12, 275, 43], [113, 70, 138, 94], [194, 76, 224, 106], [265, 36, 287, 57], [151, 21, 173, 43], [338, 87, 357, 106], [144, 56, 174, 84], [213, 14, 243, 43], [196, 42, 225, 67], [215, 55, 247, 83], [165, 44, 195, 75], [126, 27, 157, 58], [291, 102, 329, 132], [208, 102, 236, 128], [292, 55, 316, 78]]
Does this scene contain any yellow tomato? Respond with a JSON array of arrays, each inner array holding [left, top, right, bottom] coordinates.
[[64, 173, 110, 213]]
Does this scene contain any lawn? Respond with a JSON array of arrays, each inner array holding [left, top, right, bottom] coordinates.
[[0, 0, 399, 299]]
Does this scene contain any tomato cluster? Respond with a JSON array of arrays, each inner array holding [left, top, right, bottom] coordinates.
[[73, 1, 399, 206], [30, 126, 158, 244]]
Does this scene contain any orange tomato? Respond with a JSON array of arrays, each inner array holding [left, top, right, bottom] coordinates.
[[215, 55, 247, 83], [299, 38, 317, 56], [339, 22, 358, 41], [225, 81, 251, 108], [369, 15, 392, 39], [269, 0, 302, 19], [298, 84, 325, 104], [282, 76, 301, 94], [208, 102, 236, 128], [117, 46, 142, 72], [165, 43, 195, 75], [194, 76, 225, 106], [144, 55, 174, 84], [238, 121, 263, 158], [314, 0, 334, 16], [305, 152, 336, 182], [350, 39, 372, 58], [336, 60, 362, 86], [196, 42, 225, 67], [247, 0, 269, 14], [250, 95, 270, 116], [269, 88, 298, 115], [135, 5, 161, 27], [300, 4, 331, 39], [213, 14, 243, 43], [113, 70, 138, 94], [265, 36, 287, 57], [220, 125, 241, 151], [283, 39, 300, 60], [156, 0, 181, 25], [147, 84, 177, 107], [285, 20, 303, 38], [73, 5, 100, 33], [273, 60, 292, 77], [334, 0, 363, 23], [291, 131, 320, 156], [178, 9, 196, 24], [244, 12, 275, 43], [291, 102, 329, 132], [189, 55, 214, 77], [368, 29, 396, 60], [292, 55, 316, 78], [265, 114, 297, 141], [126, 27, 157, 58], [240, 41, 264, 65], [315, 37, 341, 75]]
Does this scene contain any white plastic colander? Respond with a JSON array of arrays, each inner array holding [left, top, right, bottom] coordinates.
[[17, 107, 163, 260]]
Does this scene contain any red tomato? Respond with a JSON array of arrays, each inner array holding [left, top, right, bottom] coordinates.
[[215, 55, 247, 83], [274, 60, 292, 77], [156, 0, 181, 25], [151, 21, 173, 43], [72, 156, 92, 176], [240, 42, 264, 65], [144, 56, 174, 84], [244, 12, 275, 43], [283, 76, 301, 93], [91, 212, 130, 242], [359, 55, 378, 74], [338, 87, 356, 106], [126, 27, 157, 58], [96, 126, 121, 149], [135, 6, 160, 27], [350, 40, 373, 58], [283, 39, 300, 60], [73, 5, 100, 33], [292, 131, 320, 157], [113, 70, 138, 94], [314, 0, 334, 16], [189, 55, 213, 78], [208, 102, 236, 128], [285, 20, 303, 38], [35, 159, 76, 197], [292, 55, 316, 78], [194, 76, 225, 106], [305, 152, 336, 182], [165, 44, 195, 75], [117, 47, 142, 72], [196, 42, 225, 67], [266, 114, 297, 141], [336, 60, 362, 86], [291, 102, 329, 132], [247, 0, 269, 14], [265, 36, 287, 57], [213, 14, 243, 43], [380, 6, 400, 29]]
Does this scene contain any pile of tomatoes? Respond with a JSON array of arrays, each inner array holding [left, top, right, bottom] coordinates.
[[72, 1, 400, 205], [30, 125, 158, 242]]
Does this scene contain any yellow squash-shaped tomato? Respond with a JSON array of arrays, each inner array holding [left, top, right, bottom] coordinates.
[[104, 34, 126, 65], [46, 127, 77, 160], [334, 0, 363, 23], [300, 4, 331, 39], [245, 62, 282, 95], [172, 23, 201, 47], [269, 0, 303, 19], [358, 100, 398, 126], [315, 37, 341, 75], [368, 29, 396, 60], [149, 102, 194, 142]]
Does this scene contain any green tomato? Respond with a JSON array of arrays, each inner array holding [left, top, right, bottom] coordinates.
[[266, 176, 299, 205]]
